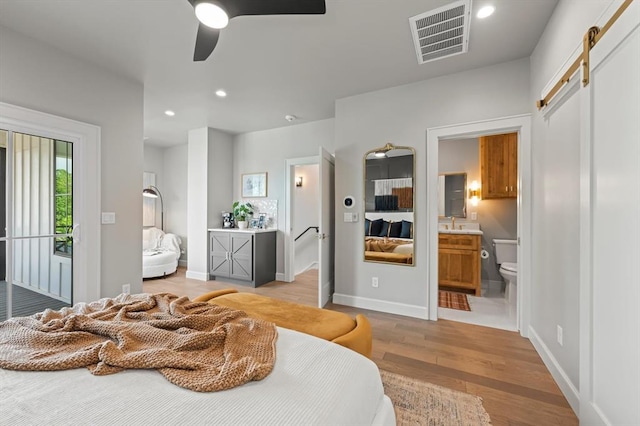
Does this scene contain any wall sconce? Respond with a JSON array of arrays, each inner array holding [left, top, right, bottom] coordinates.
[[295, 176, 303, 187], [468, 180, 480, 206]]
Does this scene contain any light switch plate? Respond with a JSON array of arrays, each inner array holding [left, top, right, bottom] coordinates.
[[101, 212, 116, 224], [343, 212, 359, 222]]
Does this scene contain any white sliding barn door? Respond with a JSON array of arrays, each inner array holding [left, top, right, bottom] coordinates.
[[579, 2, 639, 424]]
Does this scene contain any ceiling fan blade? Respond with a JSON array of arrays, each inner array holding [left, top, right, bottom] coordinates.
[[193, 23, 220, 61], [223, 0, 326, 19]]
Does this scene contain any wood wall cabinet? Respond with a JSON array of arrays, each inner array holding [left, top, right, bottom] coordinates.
[[209, 229, 276, 287], [480, 132, 517, 199], [438, 233, 481, 296]]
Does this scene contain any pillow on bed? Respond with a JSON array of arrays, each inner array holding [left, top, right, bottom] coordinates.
[[378, 221, 390, 237], [369, 219, 384, 236], [365, 218, 371, 236], [388, 221, 402, 238], [400, 220, 413, 239]]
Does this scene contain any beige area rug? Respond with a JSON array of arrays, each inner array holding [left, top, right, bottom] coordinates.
[[380, 370, 491, 426]]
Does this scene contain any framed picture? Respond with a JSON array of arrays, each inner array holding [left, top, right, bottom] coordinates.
[[242, 172, 268, 198]]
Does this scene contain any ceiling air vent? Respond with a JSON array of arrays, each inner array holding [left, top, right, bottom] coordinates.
[[409, 0, 472, 64]]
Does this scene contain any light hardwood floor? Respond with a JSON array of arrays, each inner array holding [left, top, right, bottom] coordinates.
[[143, 267, 578, 426]]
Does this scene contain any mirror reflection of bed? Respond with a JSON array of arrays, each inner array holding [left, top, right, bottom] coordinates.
[[363, 143, 415, 266], [364, 212, 413, 264]]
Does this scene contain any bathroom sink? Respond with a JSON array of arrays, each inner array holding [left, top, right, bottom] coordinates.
[[439, 229, 483, 235], [438, 222, 483, 235]]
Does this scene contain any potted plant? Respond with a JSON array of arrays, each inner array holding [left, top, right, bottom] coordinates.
[[232, 201, 254, 229]]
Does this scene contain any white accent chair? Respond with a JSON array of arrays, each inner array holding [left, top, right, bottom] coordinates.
[[142, 227, 182, 279]]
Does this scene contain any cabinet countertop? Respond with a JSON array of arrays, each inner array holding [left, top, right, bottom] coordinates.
[[208, 228, 277, 233], [438, 229, 483, 235]]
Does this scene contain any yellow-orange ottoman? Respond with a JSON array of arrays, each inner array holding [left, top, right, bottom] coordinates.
[[193, 289, 372, 358]]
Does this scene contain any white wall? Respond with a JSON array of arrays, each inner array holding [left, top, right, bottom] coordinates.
[[293, 164, 319, 274], [0, 25, 144, 297], [163, 144, 188, 264], [187, 129, 209, 280], [333, 58, 530, 316], [207, 129, 234, 230], [187, 128, 233, 280], [233, 119, 334, 275]]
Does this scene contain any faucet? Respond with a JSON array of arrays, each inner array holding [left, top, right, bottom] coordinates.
[[451, 216, 456, 230]]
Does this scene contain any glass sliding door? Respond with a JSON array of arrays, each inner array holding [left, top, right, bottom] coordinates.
[[1, 129, 72, 320]]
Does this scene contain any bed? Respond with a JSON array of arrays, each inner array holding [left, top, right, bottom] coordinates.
[[364, 237, 413, 264], [0, 294, 395, 425]]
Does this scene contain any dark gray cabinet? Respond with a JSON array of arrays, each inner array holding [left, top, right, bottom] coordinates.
[[208, 229, 276, 287]]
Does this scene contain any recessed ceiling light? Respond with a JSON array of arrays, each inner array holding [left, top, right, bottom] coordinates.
[[285, 114, 297, 122], [477, 5, 495, 19], [164, 110, 175, 117], [215, 89, 227, 98], [195, 2, 229, 29]]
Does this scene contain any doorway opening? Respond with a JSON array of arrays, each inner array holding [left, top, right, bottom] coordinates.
[[437, 134, 518, 331], [284, 156, 320, 307], [0, 102, 101, 321], [426, 114, 532, 337], [284, 148, 335, 308]]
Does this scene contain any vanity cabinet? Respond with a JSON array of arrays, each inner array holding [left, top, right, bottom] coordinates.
[[480, 132, 517, 199], [438, 233, 481, 296], [208, 229, 276, 287]]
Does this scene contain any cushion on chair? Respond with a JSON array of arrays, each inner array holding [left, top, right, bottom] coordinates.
[[142, 227, 182, 278], [143, 227, 165, 250]]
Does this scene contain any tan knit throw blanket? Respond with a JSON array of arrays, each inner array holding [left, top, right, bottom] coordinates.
[[0, 293, 277, 392]]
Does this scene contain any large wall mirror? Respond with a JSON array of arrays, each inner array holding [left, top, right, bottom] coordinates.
[[438, 172, 467, 218], [363, 143, 415, 266]]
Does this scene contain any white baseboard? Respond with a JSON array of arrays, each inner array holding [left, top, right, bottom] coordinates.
[[186, 270, 208, 281], [528, 326, 579, 415], [333, 293, 428, 319], [295, 262, 319, 276], [275, 272, 287, 282]]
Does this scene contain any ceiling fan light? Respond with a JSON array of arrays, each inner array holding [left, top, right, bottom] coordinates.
[[195, 2, 229, 29]]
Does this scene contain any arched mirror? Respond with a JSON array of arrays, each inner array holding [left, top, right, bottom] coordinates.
[[363, 143, 415, 266]]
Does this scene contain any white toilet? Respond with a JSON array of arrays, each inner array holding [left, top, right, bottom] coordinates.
[[493, 239, 518, 323]]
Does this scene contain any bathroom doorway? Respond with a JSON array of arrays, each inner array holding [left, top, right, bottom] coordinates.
[[426, 115, 532, 337], [436, 135, 517, 331]]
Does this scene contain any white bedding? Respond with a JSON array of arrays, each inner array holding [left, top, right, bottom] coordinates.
[[1, 327, 395, 425]]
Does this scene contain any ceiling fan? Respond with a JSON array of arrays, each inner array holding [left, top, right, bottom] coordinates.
[[187, 0, 327, 61]]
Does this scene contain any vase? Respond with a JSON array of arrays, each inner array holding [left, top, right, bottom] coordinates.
[[237, 221, 248, 229]]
